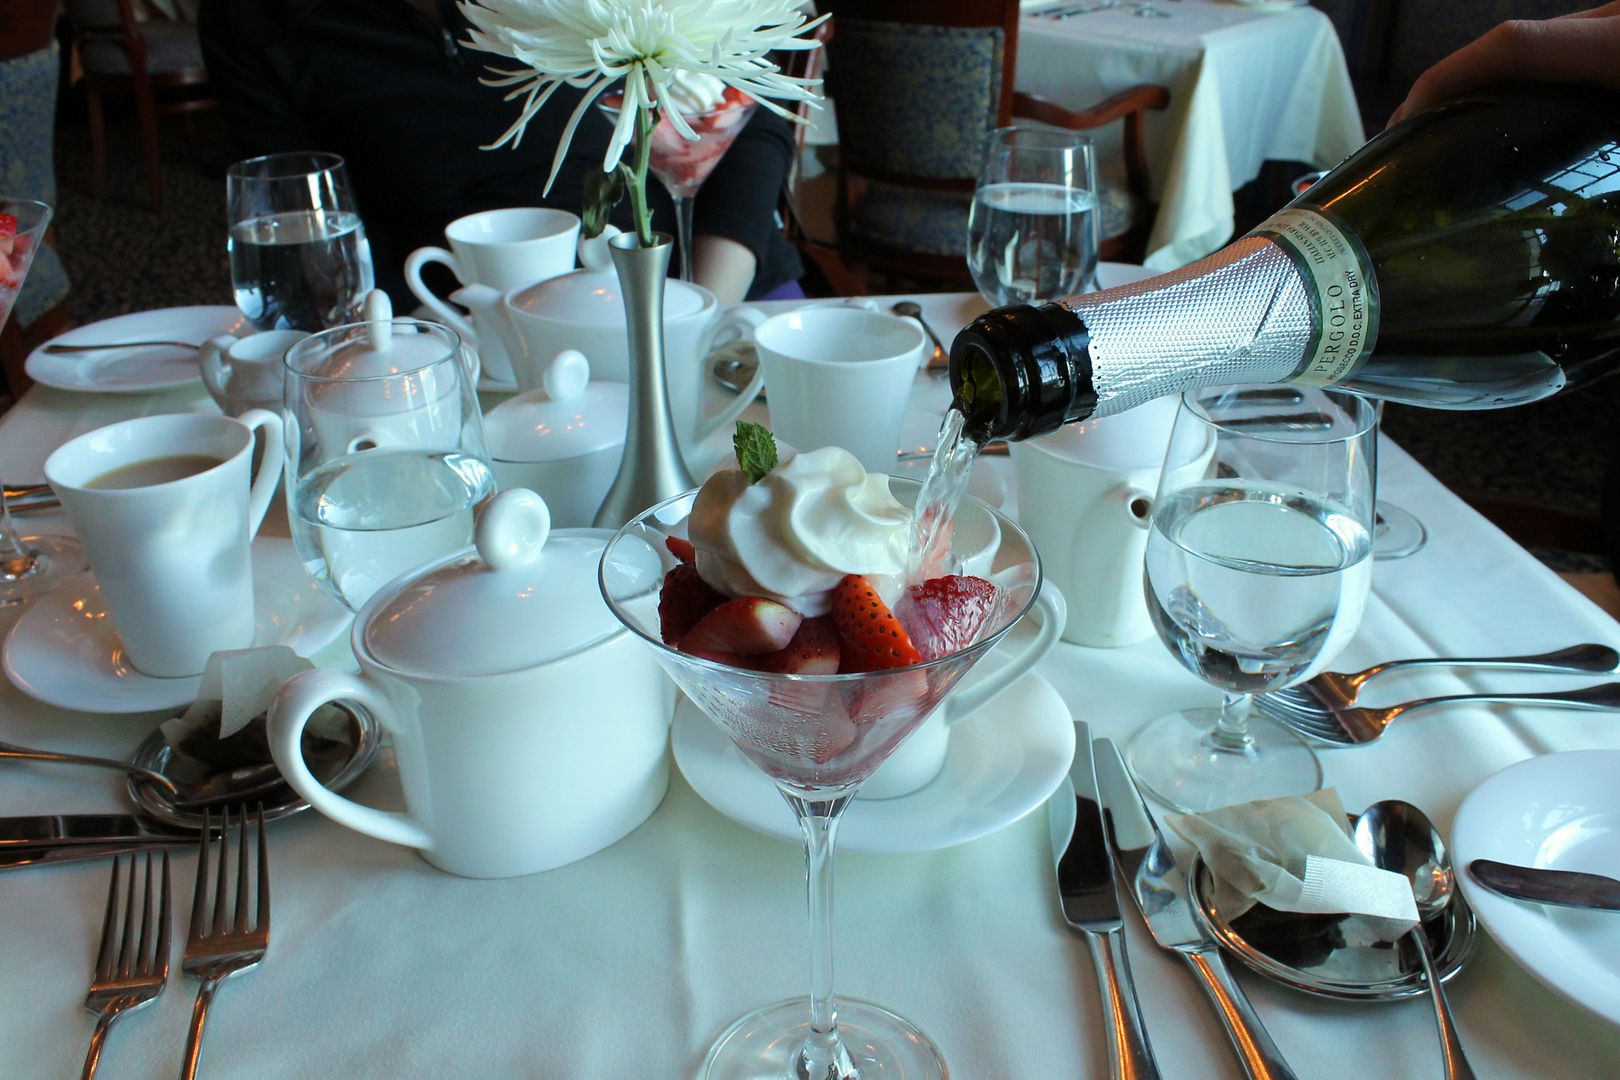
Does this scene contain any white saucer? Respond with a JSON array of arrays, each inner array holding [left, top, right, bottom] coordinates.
[[27, 306, 247, 394], [673, 668, 1075, 853], [1452, 750, 1620, 1028], [2, 536, 351, 715]]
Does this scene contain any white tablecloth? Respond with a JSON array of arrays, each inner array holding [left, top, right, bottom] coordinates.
[[3, 289, 1620, 1078], [1019, 0, 1367, 271]]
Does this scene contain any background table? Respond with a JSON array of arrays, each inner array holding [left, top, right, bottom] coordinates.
[[2, 290, 1620, 1077], [1019, 0, 1367, 271]]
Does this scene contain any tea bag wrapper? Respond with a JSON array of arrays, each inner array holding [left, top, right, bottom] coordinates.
[[163, 646, 349, 769], [1169, 788, 1420, 942]]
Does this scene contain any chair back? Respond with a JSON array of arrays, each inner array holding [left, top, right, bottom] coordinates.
[[65, 0, 132, 33]]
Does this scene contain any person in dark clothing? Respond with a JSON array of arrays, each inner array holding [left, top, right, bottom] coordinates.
[[196, 0, 804, 305]]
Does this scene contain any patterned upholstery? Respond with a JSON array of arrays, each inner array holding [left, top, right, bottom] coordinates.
[[853, 179, 1139, 258], [79, 21, 206, 77], [0, 43, 70, 329]]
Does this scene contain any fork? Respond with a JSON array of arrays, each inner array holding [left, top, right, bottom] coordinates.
[[83, 851, 171, 1080], [1255, 681, 1620, 746], [1261, 643, 1619, 718], [179, 806, 270, 1080]]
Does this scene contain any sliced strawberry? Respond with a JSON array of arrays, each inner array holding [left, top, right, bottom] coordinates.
[[899, 576, 1002, 661], [758, 615, 841, 675], [658, 563, 725, 644], [681, 597, 802, 657], [0, 213, 15, 239], [665, 535, 696, 565], [831, 574, 921, 673]]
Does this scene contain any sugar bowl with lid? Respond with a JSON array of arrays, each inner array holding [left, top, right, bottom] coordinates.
[[267, 488, 673, 878]]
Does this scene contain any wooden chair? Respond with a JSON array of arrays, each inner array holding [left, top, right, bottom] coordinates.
[[66, 0, 214, 212], [820, 0, 1168, 291]]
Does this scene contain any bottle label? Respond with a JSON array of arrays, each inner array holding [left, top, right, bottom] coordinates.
[[1253, 207, 1380, 385]]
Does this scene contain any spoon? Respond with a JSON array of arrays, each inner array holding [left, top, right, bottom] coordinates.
[[0, 738, 284, 807], [43, 339, 199, 354], [1354, 801, 1477, 1080], [890, 302, 950, 373]]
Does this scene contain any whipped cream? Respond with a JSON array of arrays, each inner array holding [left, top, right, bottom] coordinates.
[[689, 447, 910, 616], [662, 71, 728, 115]]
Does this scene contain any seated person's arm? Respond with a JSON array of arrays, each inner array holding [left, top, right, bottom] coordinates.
[[690, 108, 797, 303]]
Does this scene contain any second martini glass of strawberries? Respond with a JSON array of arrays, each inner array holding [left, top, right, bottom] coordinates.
[[599, 464, 1048, 1080]]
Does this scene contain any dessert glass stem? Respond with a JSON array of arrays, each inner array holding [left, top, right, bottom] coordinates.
[[0, 488, 47, 606], [672, 193, 696, 283], [783, 789, 858, 1080], [1206, 693, 1258, 757]]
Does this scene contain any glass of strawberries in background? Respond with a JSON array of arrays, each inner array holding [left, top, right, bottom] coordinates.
[[598, 472, 1049, 1080], [0, 198, 86, 605]]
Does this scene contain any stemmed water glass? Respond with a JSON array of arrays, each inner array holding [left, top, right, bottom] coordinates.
[[0, 197, 85, 605], [600, 93, 760, 282], [283, 318, 495, 612], [226, 152, 375, 332], [600, 478, 1044, 1080], [967, 126, 1100, 307], [1129, 385, 1378, 813]]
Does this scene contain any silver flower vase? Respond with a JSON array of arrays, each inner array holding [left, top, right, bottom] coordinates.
[[593, 231, 696, 528]]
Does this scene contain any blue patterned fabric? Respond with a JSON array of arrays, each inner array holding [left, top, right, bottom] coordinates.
[[80, 21, 205, 76], [831, 20, 1003, 181], [853, 178, 1139, 257], [0, 43, 70, 329]]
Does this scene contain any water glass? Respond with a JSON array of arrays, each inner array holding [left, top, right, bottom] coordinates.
[[1129, 386, 1378, 813], [284, 319, 495, 611], [227, 152, 375, 332], [967, 126, 1099, 306]]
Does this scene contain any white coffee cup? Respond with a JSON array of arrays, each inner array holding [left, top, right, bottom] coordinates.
[[44, 411, 285, 677], [1010, 397, 1180, 647], [405, 207, 581, 385], [198, 329, 308, 417], [755, 306, 927, 472]]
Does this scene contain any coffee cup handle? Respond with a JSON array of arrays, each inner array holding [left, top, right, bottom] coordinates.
[[938, 584, 1067, 728], [234, 408, 285, 537], [692, 306, 767, 443], [404, 246, 478, 344], [268, 668, 433, 850]]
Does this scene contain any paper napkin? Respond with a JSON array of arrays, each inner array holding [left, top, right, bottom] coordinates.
[[1169, 789, 1419, 941], [162, 646, 349, 769]]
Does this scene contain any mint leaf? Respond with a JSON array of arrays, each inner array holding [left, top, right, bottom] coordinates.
[[734, 421, 778, 484], [582, 167, 626, 239]]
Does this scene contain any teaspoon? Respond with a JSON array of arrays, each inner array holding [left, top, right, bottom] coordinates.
[[0, 739, 285, 807], [890, 301, 950, 373], [44, 339, 199, 355]]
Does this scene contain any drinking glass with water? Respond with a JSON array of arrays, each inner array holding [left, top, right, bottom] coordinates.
[[284, 319, 496, 612], [227, 152, 375, 332], [967, 127, 1099, 307]]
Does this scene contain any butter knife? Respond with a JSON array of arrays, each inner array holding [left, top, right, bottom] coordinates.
[[1051, 724, 1161, 1080], [0, 840, 191, 870], [1094, 739, 1299, 1080], [1470, 859, 1620, 911], [0, 814, 194, 847]]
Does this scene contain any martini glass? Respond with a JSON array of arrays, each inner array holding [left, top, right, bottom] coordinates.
[[599, 477, 1043, 1080], [0, 198, 85, 605], [600, 92, 760, 282]]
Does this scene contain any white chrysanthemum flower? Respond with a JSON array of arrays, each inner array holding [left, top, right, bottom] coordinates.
[[459, 0, 824, 194]]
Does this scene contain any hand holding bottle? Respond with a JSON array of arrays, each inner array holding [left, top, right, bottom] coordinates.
[[1391, 2, 1620, 125]]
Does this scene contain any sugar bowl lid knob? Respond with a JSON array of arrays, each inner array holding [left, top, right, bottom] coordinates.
[[475, 488, 551, 571]]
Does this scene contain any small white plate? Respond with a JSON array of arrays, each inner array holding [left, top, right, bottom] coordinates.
[[27, 306, 248, 394], [2, 536, 351, 715], [673, 668, 1075, 853], [1452, 750, 1620, 1028]]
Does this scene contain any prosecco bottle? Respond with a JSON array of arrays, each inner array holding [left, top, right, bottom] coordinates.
[[949, 83, 1620, 443]]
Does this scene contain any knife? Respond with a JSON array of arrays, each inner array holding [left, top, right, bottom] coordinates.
[[1094, 738, 1299, 1080], [0, 839, 192, 870], [1470, 859, 1620, 911], [1051, 724, 1161, 1080], [0, 814, 195, 848]]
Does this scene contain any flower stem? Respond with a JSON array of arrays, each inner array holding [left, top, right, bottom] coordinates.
[[629, 106, 656, 247]]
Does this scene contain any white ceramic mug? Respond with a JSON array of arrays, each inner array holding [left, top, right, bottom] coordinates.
[[198, 329, 308, 417], [755, 306, 928, 472], [44, 411, 285, 677], [405, 208, 581, 385], [1010, 397, 1180, 647]]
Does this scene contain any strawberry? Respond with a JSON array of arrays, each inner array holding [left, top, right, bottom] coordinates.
[[899, 576, 1001, 661], [830, 575, 920, 672], [658, 563, 725, 644], [681, 597, 802, 656], [757, 615, 841, 675], [665, 535, 696, 564]]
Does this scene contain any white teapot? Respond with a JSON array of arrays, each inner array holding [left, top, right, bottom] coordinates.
[[267, 488, 674, 878]]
